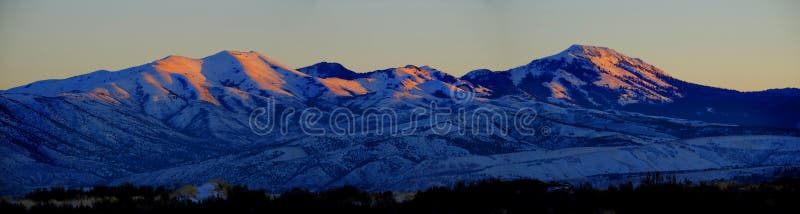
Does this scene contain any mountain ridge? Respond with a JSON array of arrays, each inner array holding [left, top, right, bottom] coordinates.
[[4, 45, 798, 128], [5, 45, 796, 97], [1, 45, 800, 195]]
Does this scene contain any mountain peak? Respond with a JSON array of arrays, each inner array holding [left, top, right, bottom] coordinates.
[[204, 50, 264, 62], [557, 44, 624, 59], [550, 44, 670, 77], [309, 62, 351, 72], [564, 44, 599, 52], [462, 44, 681, 106], [154, 55, 201, 68], [222, 49, 259, 55], [204, 50, 308, 77], [298, 62, 361, 80], [566, 44, 611, 51], [403, 64, 421, 70], [204, 50, 262, 59], [208, 50, 280, 61]]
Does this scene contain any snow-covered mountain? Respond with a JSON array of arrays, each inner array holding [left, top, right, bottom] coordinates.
[[463, 45, 679, 106], [462, 45, 800, 129], [1, 46, 798, 195]]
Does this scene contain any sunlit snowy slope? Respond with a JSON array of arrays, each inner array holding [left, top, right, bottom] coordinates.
[[1, 45, 798, 195]]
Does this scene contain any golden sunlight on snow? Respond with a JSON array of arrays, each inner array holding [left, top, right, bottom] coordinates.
[[225, 87, 250, 100], [87, 87, 121, 104], [153, 56, 219, 105], [227, 51, 295, 97], [109, 82, 130, 99], [546, 81, 570, 100], [576, 46, 674, 89], [317, 77, 368, 96], [141, 72, 171, 95]]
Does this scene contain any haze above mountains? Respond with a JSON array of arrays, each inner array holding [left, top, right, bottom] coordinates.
[[1, 45, 799, 195]]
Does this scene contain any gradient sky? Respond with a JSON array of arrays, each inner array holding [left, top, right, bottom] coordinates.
[[0, 0, 798, 91]]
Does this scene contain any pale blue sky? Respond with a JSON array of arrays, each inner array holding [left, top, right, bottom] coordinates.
[[0, 0, 798, 91]]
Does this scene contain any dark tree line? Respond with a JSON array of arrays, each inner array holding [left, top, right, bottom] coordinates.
[[2, 174, 800, 214]]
